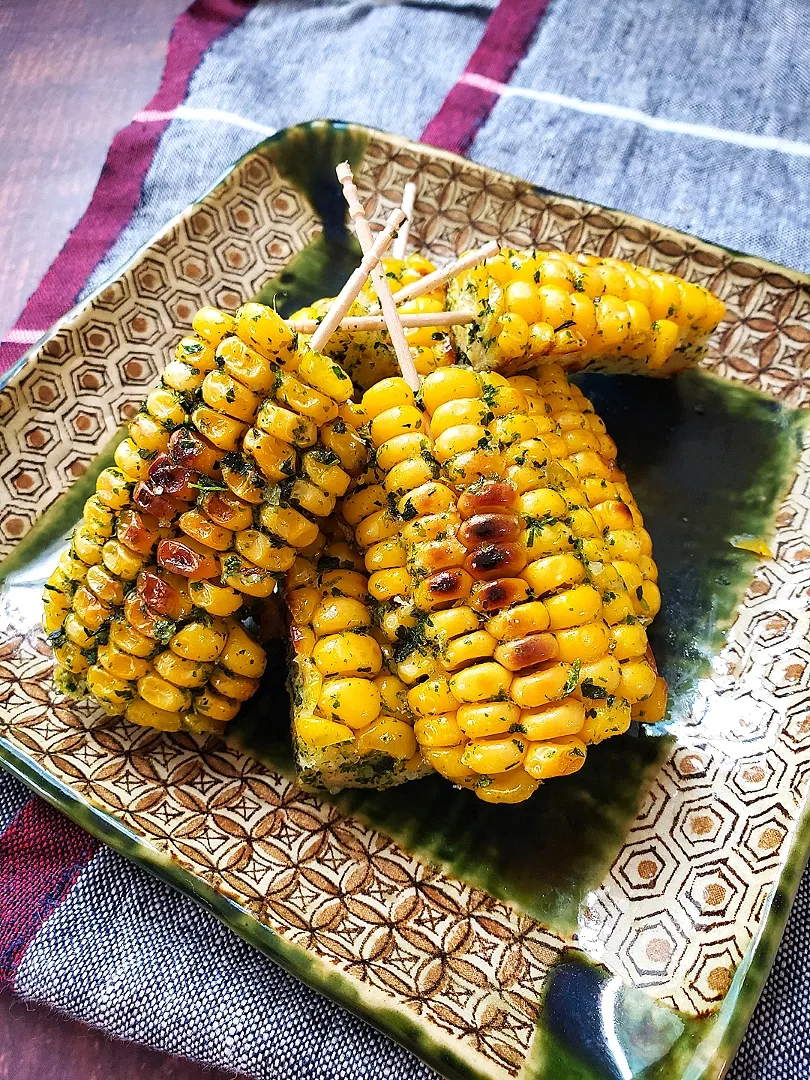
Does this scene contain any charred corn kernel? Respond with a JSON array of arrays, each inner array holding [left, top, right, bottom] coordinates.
[[461, 734, 526, 774], [209, 668, 260, 701], [524, 736, 587, 779], [632, 675, 668, 722], [54, 641, 90, 674], [192, 306, 235, 346], [126, 698, 184, 730], [194, 687, 240, 722], [154, 651, 214, 688], [86, 667, 134, 712], [114, 439, 151, 481], [312, 597, 372, 636], [618, 659, 658, 702], [519, 698, 585, 740], [138, 672, 193, 713], [580, 698, 632, 744], [475, 768, 540, 804], [355, 717, 417, 759], [449, 661, 511, 704], [296, 714, 354, 747], [456, 701, 520, 738], [422, 745, 477, 784], [169, 621, 227, 663], [414, 712, 463, 748], [312, 632, 382, 678], [109, 621, 154, 659], [95, 468, 132, 510], [319, 677, 381, 728], [234, 303, 296, 367], [192, 405, 248, 451], [187, 580, 242, 617], [97, 644, 150, 681]]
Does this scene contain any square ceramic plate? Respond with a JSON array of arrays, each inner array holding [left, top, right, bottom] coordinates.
[[2, 120, 810, 1080]]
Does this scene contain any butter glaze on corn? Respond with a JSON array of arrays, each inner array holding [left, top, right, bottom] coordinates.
[[347, 363, 667, 803], [448, 249, 726, 378]]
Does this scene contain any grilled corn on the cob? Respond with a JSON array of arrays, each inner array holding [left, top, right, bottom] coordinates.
[[44, 300, 366, 732], [345, 362, 666, 803], [448, 250, 726, 377]]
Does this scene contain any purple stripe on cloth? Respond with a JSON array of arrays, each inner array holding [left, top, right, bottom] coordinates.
[[0, 0, 249, 375], [421, 0, 553, 156], [0, 800, 99, 989]]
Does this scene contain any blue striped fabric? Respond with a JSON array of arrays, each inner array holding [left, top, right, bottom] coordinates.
[[5, 1, 810, 1077]]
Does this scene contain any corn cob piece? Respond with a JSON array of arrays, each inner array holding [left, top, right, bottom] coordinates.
[[286, 529, 428, 790], [448, 249, 726, 377], [344, 362, 666, 804], [45, 300, 367, 732], [289, 254, 456, 393]]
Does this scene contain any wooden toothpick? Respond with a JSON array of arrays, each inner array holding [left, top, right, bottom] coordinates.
[[288, 311, 474, 335], [309, 204, 405, 353], [336, 162, 420, 391], [392, 180, 417, 261], [366, 240, 500, 314]]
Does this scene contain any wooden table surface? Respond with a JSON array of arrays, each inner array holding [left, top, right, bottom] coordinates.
[[1, 2, 245, 1077]]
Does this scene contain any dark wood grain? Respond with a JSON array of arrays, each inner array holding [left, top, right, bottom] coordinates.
[[0, 0, 189, 338], [0, 3, 251, 1076]]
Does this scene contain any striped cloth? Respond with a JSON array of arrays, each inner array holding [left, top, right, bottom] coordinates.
[[2, 1, 810, 1076]]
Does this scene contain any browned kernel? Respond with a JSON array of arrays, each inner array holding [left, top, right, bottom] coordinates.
[[458, 513, 521, 547], [465, 542, 528, 580], [458, 480, 518, 518], [470, 577, 531, 613], [494, 633, 559, 671]]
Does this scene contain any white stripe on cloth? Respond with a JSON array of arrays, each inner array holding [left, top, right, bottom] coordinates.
[[461, 71, 810, 158], [3, 328, 45, 344], [134, 106, 277, 137], [0, 772, 32, 834]]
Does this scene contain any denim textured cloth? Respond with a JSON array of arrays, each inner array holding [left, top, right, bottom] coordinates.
[[3, 1, 810, 1077]]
